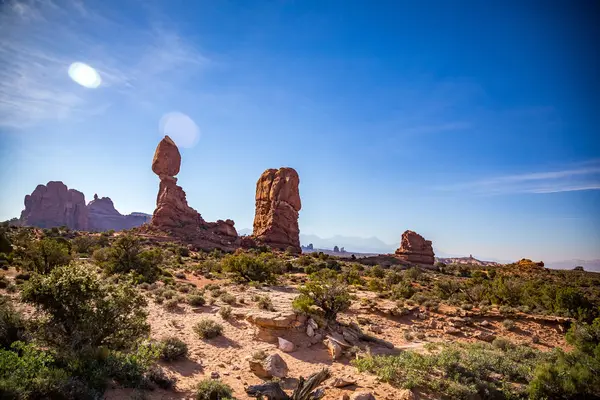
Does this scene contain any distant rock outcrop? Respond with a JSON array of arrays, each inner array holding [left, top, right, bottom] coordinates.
[[88, 194, 151, 232], [19, 181, 88, 230], [394, 230, 435, 265], [147, 135, 239, 250], [253, 167, 301, 253]]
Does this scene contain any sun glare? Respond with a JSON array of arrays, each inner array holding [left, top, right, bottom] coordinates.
[[68, 62, 101, 88], [159, 112, 200, 148]]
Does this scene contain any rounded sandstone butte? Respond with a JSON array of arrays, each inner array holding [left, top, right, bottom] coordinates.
[[395, 230, 435, 265], [20, 181, 88, 231], [253, 167, 302, 253], [152, 135, 181, 177]]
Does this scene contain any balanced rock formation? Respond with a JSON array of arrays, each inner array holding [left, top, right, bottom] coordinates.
[[394, 230, 435, 264], [148, 136, 239, 250], [19, 181, 88, 230], [88, 194, 151, 231], [253, 167, 301, 253]]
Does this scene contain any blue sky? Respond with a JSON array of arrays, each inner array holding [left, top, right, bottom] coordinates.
[[1, 0, 599, 262]]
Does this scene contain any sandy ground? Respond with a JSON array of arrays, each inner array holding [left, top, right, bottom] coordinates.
[[1, 268, 569, 400]]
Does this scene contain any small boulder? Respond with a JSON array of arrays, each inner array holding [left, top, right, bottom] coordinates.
[[474, 331, 496, 342], [369, 324, 383, 334], [350, 392, 376, 400], [325, 338, 343, 360], [307, 324, 315, 337], [248, 353, 288, 378], [398, 389, 417, 400], [331, 377, 356, 388], [278, 337, 295, 353]]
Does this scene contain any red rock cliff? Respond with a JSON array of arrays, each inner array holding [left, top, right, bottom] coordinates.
[[19, 181, 88, 230], [394, 230, 435, 265], [253, 167, 301, 253]]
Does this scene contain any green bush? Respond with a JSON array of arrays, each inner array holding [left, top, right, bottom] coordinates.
[[296, 269, 351, 321], [0, 296, 27, 349], [353, 341, 544, 398], [220, 292, 236, 304], [256, 295, 274, 311], [188, 294, 206, 306], [391, 281, 415, 300], [159, 337, 188, 361], [0, 342, 70, 399], [21, 264, 149, 350], [194, 319, 223, 339], [502, 319, 516, 331], [164, 298, 180, 311], [195, 378, 233, 400], [369, 265, 385, 278], [221, 252, 277, 283], [94, 235, 163, 283], [20, 238, 72, 274], [72, 235, 99, 255], [219, 305, 232, 320]]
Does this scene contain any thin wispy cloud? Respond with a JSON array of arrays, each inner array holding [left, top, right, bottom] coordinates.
[[439, 161, 600, 195], [0, 0, 208, 130]]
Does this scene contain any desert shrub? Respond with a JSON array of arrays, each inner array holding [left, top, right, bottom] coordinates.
[[296, 269, 351, 321], [435, 279, 461, 300], [0, 342, 71, 399], [174, 271, 186, 279], [390, 281, 415, 300], [0, 296, 27, 349], [195, 378, 233, 400], [221, 252, 277, 283], [164, 298, 180, 311], [353, 341, 544, 399], [163, 289, 176, 299], [369, 265, 385, 279], [194, 319, 223, 339], [492, 337, 514, 351], [20, 238, 72, 274], [296, 254, 313, 267], [220, 292, 236, 304], [219, 305, 232, 320], [256, 295, 274, 311], [145, 365, 176, 389], [159, 337, 188, 361], [21, 263, 149, 350], [72, 235, 99, 255], [341, 268, 365, 286], [384, 271, 403, 287], [405, 267, 421, 281], [188, 294, 206, 306], [367, 278, 385, 292], [529, 318, 600, 398], [502, 319, 516, 330], [0, 230, 12, 254], [95, 235, 163, 283], [292, 295, 315, 315]]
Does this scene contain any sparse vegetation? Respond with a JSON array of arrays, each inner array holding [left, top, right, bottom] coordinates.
[[353, 341, 546, 399], [1, 226, 599, 399], [194, 319, 224, 339], [295, 269, 351, 321], [159, 337, 188, 361], [221, 252, 278, 283], [219, 305, 233, 320], [195, 379, 233, 400]]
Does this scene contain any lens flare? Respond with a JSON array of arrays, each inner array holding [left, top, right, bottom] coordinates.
[[68, 62, 101, 88], [159, 112, 200, 148]]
